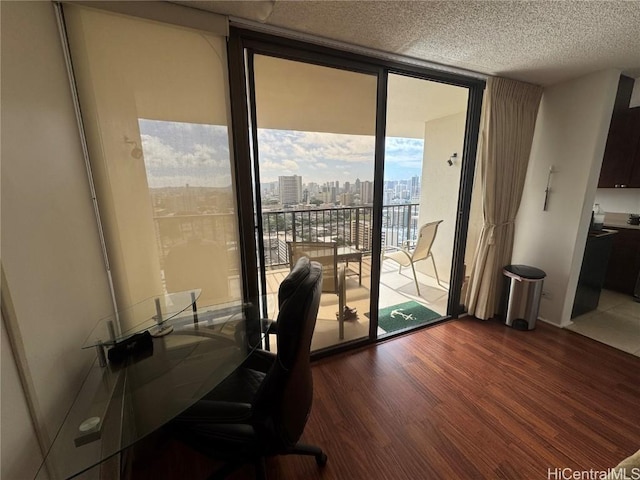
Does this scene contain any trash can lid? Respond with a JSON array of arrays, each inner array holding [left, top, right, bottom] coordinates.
[[504, 264, 546, 280]]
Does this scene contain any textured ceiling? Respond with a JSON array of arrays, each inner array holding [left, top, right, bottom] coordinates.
[[177, 0, 640, 86]]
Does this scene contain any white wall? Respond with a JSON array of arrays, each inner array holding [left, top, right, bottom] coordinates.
[[512, 69, 620, 326], [418, 111, 466, 283], [594, 188, 640, 214], [1, 316, 42, 479], [1, 1, 113, 473]]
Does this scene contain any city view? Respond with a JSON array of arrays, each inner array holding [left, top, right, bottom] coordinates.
[[260, 175, 421, 208], [138, 120, 424, 271], [259, 174, 422, 267]]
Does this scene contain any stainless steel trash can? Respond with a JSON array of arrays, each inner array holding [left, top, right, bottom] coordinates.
[[502, 264, 546, 330]]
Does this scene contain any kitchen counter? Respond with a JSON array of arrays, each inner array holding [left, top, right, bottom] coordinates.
[[587, 228, 618, 238], [604, 212, 640, 230]]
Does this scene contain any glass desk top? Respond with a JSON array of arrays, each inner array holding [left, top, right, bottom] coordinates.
[[82, 289, 202, 349], [35, 299, 260, 480]]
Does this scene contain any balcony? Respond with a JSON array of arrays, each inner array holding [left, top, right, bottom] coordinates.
[[149, 204, 450, 351], [261, 204, 449, 351]]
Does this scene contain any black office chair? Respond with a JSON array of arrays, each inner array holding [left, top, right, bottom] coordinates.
[[170, 256, 326, 479]]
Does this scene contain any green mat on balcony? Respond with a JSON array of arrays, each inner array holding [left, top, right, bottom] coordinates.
[[371, 301, 441, 333]]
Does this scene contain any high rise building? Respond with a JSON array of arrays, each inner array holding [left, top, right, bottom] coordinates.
[[361, 180, 374, 204], [350, 219, 385, 251], [410, 175, 421, 200], [278, 175, 302, 206], [339, 192, 353, 206]]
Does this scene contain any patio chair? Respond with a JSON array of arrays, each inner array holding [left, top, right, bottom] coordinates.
[[382, 220, 444, 295], [287, 241, 350, 339]]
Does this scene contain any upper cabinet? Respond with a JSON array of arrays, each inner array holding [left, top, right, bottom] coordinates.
[[628, 108, 640, 188], [598, 76, 640, 189], [598, 107, 640, 188]]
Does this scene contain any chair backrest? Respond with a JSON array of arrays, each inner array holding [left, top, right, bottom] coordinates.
[[253, 256, 322, 449], [412, 220, 443, 262], [287, 241, 338, 294]]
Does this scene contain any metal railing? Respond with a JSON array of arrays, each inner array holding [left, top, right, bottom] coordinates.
[[262, 203, 419, 268]]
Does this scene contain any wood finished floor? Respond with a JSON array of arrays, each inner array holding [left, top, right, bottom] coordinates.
[[133, 317, 640, 479]]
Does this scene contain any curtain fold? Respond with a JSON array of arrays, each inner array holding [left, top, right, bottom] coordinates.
[[465, 77, 543, 320]]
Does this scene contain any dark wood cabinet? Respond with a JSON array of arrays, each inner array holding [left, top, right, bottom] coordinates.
[[572, 232, 615, 318], [603, 227, 640, 295], [598, 107, 640, 188], [629, 111, 640, 188]]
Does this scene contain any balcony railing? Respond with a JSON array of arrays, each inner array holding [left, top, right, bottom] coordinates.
[[148, 204, 420, 271], [261, 203, 419, 268]]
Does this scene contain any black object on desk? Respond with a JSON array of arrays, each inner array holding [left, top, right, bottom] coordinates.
[[107, 330, 153, 365]]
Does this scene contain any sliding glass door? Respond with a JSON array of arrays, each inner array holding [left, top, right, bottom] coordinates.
[[377, 74, 470, 336], [229, 29, 484, 354], [249, 54, 378, 352]]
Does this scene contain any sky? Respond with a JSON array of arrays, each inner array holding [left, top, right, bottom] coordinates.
[[139, 120, 424, 188], [257, 129, 424, 184]]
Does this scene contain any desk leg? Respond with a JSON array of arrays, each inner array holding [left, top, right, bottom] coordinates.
[[191, 291, 198, 325], [96, 344, 107, 367]]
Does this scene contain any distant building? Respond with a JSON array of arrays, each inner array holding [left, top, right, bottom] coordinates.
[[339, 192, 353, 206], [384, 189, 394, 205], [350, 219, 384, 251], [410, 175, 421, 201], [279, 175, 302, 206], [166, 184, 197, 212], [361, 180, 374, 204]]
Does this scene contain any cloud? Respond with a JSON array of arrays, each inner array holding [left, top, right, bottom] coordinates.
[[282, 159, 299, 171], [137, 120, 233, 187], [135, 121, 423, 187], [257, 129, 423, 183], [257, 129, 376, 166], [140, 135, 228, 169], [257, 129, 379, 182]]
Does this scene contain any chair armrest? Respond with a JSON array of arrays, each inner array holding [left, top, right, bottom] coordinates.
[[261, 318, 277, 334], [243, 349, 276, 373], [383, 245, 411, 256], [402, 239, 416, 249]]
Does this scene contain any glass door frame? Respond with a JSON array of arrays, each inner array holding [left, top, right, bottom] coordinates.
[[228, 27, 485, 357]]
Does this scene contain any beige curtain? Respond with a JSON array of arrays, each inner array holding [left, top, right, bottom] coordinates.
[[465, 77, 543, 320]]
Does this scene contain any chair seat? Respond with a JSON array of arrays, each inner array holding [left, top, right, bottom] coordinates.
[[384, 249, 413, 267], [203, 367, 266, 404]]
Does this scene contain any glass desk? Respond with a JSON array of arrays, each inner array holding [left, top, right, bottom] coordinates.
[[35, 298, 259, 480]]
